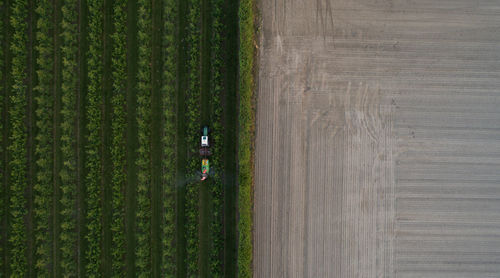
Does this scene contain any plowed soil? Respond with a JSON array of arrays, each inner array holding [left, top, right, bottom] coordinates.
[[254, 0, 500, 277]]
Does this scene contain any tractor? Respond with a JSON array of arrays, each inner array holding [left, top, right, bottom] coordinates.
[[200, 126, 211, 181]]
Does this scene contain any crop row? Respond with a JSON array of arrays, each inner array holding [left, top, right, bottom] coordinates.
[[110, 0, 127, 277], [135, 0, 152, 276], [209, 0, 224, 276], [185, 0, 201, 276], [0, 0, 4, 273], [59, 0, 79, 275], [85, 0, 104, 276], [162, 0, 177, 276], [34, 0, 55, 276], [238, 0, 256, 277], [8, 0, 28, 276]]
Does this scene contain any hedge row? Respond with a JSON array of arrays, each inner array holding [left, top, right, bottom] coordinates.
[[161, 0, 177, 276], [59, 0, 79, 275], [135, 0, 152, 276], [110, 0, 127, 277], [33, 0, 55, 276], [85, 0, 104, 276], [238, 0, 255, 277], [209, 0, 224, 275], [185, 0, 201, 276], [8, 0, 29, 276]]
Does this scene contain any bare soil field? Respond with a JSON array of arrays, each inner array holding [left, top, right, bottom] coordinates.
[[254, 0, 500, 277]]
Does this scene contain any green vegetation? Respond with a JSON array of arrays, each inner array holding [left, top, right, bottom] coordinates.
[[110, 0, 127, 277], [8, 0, 28, 276], [185, 0, 201, 277], [135, 0, 152, 275], [124, 0, 138, 275], [0, 0, 3, 272], [238, 0, 256, 277], [85, 0, 103, 275], [222, 0, 240, 276], [174, 1, 188, 276], [161, 0, 177, 276], [59, 0, 79, 275], [0, 0, 254, 276], [34, 0, 54, 276], [210, 0, 224, 276]]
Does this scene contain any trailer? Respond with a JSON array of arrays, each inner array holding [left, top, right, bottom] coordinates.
[[201, 159, 210, 181]]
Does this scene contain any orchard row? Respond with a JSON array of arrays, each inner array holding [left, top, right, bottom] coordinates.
[[0, 0, 254, 277]]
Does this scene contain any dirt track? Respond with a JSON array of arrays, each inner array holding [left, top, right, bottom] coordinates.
[[254, 0, 500, 277]]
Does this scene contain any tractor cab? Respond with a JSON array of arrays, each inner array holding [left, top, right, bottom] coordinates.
[[201, 136, 209, 147]]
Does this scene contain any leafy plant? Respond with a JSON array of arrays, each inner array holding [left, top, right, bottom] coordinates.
[[8, 0, 29, 276], [0, 0, 3, 270], [209, 0, 224, 275], [184, 0, 201, 276], [34, 0, 55, 275], [85, 0, 104, 276], [161, 0, 177, 276], [110, 0, 127, 276], [59, 0, 79, 275], [135, 0, 152, 276]]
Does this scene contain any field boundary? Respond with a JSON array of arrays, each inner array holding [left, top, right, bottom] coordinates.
[[237, 0, 256, 277]]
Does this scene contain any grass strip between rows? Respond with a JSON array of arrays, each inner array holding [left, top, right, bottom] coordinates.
[[209, 0, 224, 275], [238, 0, 255, 277], [124, 0, 138, 275], [85, 0, 103, 275]]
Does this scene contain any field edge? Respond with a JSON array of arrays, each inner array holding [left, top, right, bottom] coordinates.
[[237, 0, 256, 277]]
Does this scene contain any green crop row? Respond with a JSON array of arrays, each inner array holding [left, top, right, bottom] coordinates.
[[8, 0, 28, 276], [185, 0, 201, 276], [110, 0, 127, 277], [0, 0, 4, 273], [162, 0, 177, 276], [34, 0, 55, 276], [209, 0, 224, 276], [59, 0, 79, 275], [135, 0, 152, 276], [238, 0, 255, 277], [85, 0, 104, 276]]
